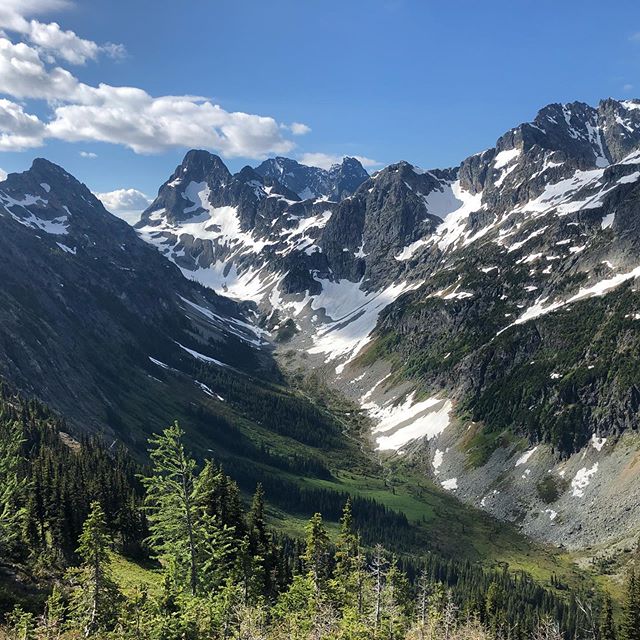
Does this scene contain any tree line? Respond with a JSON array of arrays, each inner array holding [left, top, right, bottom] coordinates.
[[0, 386, 629, 639]]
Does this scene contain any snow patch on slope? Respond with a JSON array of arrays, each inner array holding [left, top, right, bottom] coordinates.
[[363, 391, 452, 452]]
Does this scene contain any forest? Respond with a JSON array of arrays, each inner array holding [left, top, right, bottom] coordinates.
[[0, 385, 635, 640]]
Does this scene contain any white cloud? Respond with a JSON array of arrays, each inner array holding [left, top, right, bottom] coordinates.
[[630, 32, 640, 43], [0, 2, 306, 159], [0, 0, 70, 32], [27, 20, 124, 64], [0, 1, 125, 65], [96, 187, 151, 213], [623, 83, 634, 93], [79, 150, 97, 158], [0, 98, 46, 150], [96, 187, 151, 223], [289, 122, 311, 135], [299, 152, 379, 170], [0, 38, 79, 100], [0, 168, 7, 181], [0, 33, 299, 158], [46, 89, 297, 156]]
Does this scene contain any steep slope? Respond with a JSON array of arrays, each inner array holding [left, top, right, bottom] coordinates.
[[0, 158, 317, 451], [136, 151, 455, 373], [1, 157, 574, 573], [134, 99, 640, 560], [340, 99, 640, 556]]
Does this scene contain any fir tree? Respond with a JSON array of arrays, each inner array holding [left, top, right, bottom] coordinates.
[[600, 593, 616, 640], [622, 569, 640, 640], [246, 483, 272, 598], [141, 422, 200, 595], [302, 512, 331, 595], [333, 499, 359, 589], [0, 420, 27, 559], [67, 501, 121, 636]]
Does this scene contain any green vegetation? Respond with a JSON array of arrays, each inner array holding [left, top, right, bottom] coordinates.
[[360, 261, 640, 461], [536, 476, 565, 505], [0, 418, 611, 639]]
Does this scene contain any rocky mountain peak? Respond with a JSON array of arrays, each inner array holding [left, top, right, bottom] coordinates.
[[0, 157, 125, 244], [178, 149, 232, 184], [3, 157, 91, 201], [254, 155, 368, 200]]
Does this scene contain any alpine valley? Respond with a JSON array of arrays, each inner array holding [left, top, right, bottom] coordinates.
[[3, 98, 640, 636]]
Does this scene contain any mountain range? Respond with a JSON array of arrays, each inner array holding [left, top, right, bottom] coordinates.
[[3, 97, 640, 570]]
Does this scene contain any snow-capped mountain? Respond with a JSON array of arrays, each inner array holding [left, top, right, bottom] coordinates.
[[0, 158, 272, 440], [254, 155, 369, 200], [3, 97, 640, 558], [135, 98, 640, 556]]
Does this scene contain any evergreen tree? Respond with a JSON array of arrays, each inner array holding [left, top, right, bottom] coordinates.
[[246, 483, 272, 598], [383, 557, 411, 640], [302, 512, 331, 595], [41, 585, 65, 640], [0, 420, 27, 559], [5, 605, 36, 640], [600, 593, 616, 640], [622, 569, 640, 640], [333, 499, 359, 593], [141, 422, 200, 595], [192, 461, 235, 593], [485, 579, 507, 636], [67, 501, 121, 636]]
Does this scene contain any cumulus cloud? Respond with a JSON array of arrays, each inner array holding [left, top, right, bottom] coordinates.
[[96, 188, 151, 224], [0, 0, 70, 32], [0, 168, 7, 181], [0, 98, 46, 150], [0, 0, 125, 65], [46, 89, 297, 156], [299, 152, 379, 170], [0, 38, 79, 100], [27, 20, 125, 64], [289, 122, 311, 135], [0, 33, 302, 158], [0, 2, 312, 159], [79, 150, 97, 158], [96, 187, 151, 212]]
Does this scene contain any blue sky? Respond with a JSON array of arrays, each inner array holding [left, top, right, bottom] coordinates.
[[1, 0, 639, 212]]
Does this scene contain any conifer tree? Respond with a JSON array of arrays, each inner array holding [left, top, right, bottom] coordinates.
[[41, 585, 65, 640], [68, 501, 121, 636], [302, 512, 331, 595], [383, 557, 411, 640], [333, 499, 359, 594], [600, 593, 616, 640], [6, 605, 35, 640], [0, 421, 27, 559], [247, 483, 272, 597], [622, 569, 640, 640], [142, 422, 200, 595], [247, 484, 269, 557], [192, 461, 235, 593]]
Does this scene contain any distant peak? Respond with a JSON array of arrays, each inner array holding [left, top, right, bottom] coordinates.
[[340, 156, 363, 167], [30, 158, 75, 180], [170, 149, 232, 185], [235, 165, 263, 183]]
